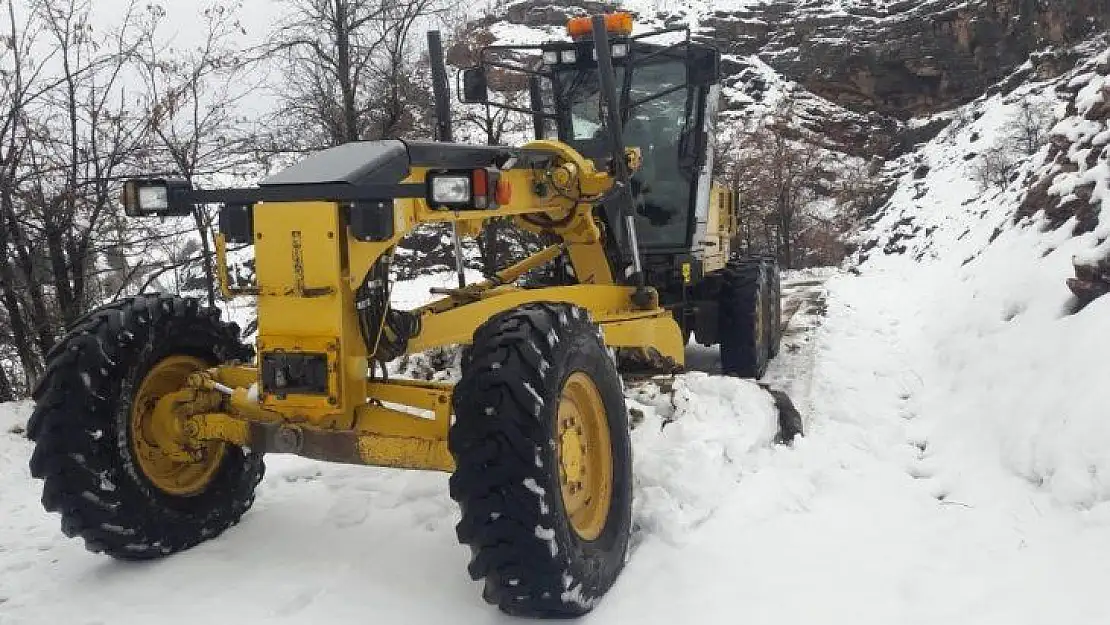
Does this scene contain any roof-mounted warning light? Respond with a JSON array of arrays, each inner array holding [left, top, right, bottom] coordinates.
[[566, 12, 633, 40]]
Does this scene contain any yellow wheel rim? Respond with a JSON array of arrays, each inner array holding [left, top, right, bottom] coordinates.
[[557, 372, 613, 541], [130, 355, 225, 496]]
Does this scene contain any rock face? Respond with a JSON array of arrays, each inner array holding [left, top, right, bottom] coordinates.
[[500, 0, 615, 26], [749, 0, 1110, 118], [498, 0, 1110, 119], [1068, 255, 1110, 312], [1017, 46, 1109, 235], [485, 0, 1106, 163]]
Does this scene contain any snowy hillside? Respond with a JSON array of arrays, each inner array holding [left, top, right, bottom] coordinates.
[[854, 42, 1110, 508]]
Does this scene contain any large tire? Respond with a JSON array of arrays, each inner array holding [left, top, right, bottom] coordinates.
[[719, 260, 771, 379], [764, 258, 783, 357], [673, 306, 693, 346], [27, 294, 263, 559], [449, 303, 633, 617]]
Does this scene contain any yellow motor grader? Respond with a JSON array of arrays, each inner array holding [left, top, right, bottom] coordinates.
[[27, 13, 781, 617]]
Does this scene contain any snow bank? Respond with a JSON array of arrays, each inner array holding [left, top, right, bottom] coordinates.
[[596, 269, 1110, 624], [857, 43, 1110, 509], [910, 224, 1110, 509], [627, 374, 780, 543], [0, 400, 31, 434]]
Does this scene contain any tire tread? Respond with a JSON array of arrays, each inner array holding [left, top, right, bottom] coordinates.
[[28, 294, 263, 560]]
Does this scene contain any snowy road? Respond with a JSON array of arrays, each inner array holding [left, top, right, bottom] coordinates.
[[3, 268, 1110, 624]]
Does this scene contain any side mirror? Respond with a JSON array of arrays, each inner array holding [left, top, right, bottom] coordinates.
[[461, 67, 489, 104]]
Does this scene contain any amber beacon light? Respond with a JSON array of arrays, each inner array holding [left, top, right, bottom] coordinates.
[[567, 12, 634, 39]]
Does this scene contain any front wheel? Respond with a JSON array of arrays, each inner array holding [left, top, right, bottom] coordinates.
[[27, 295, 263, 559], [449, 303, 633, 617]]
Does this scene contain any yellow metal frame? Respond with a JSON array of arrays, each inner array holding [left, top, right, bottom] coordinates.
[[176, 139, 683, 474]]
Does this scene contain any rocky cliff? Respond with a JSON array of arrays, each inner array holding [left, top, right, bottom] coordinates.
[[496, 0, 1109, 119], [700, 0, 1109, 118]]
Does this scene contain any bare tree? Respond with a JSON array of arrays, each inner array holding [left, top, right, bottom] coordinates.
[[972, 97, 1055, 192], [971, 147, 1019, 191], [0, 0, 49, 384], [0, 358, 14, 402], [0, 0, 280, 397], [0, 0, 163, 391], [835, 163, 891, 220], [24, 0, 151, 323], [447, 21, 534, 275], [723, 100, 831, 268], [369, 0, 442, 139], [271, 0, 449, 147], [1007, 97, 1056, 156], [134, 2, 261, 307]]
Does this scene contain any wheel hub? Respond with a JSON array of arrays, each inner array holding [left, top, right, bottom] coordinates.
[[556, 372, 613, 541], [130, 355, 226, 496]]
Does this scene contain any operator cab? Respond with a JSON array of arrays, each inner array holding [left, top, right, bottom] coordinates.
[[549, 45, 702, 250], [541, 18, 720, 253], [460, 14, 721, 255]]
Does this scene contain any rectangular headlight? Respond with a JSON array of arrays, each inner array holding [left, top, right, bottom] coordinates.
[[592, 43, 629, 60], [138, 185, 169, 212], [429, 174, 472, 206], [121, 178, 194, 217], [560, 49, 577, 64], [542, 50, 559, 65], [425, 169, 506, 211]]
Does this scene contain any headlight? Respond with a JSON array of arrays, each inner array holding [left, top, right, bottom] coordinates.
[[138, 185, 169, 211], [542, 50, 559, 65], [560, 49, 577, 64], [429, 174, 472, 205], [121, 178, 194, 217], [425, 169, 508, 211], [592, 43, 628, 60]]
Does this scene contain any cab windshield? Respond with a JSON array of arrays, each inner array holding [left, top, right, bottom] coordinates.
[[556, 58, 694, 248]]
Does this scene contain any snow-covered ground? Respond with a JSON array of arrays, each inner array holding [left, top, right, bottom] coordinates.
[[604, 265, 1110, 625], [4, 250, 1110, 623]]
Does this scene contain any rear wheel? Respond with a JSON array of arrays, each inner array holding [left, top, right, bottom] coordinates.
[[764, 258, 783, 357], [27, 295, 263, 559], [449, 303, 633, 617], [719, 260, 772, 378], [673, 306, 693, 345]]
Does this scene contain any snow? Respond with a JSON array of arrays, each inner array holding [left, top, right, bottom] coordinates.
[[6, 246, 1110, 623], [4, 36, 1110, 623], [612, 0, 911, 22], [487, 20, 566, 46], [627, 374, 780, 543], [852, 42, 1110, 510], [388, 268, 485, 310], [595, 265, 1110, 624], [0, 360, 786, 623]]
